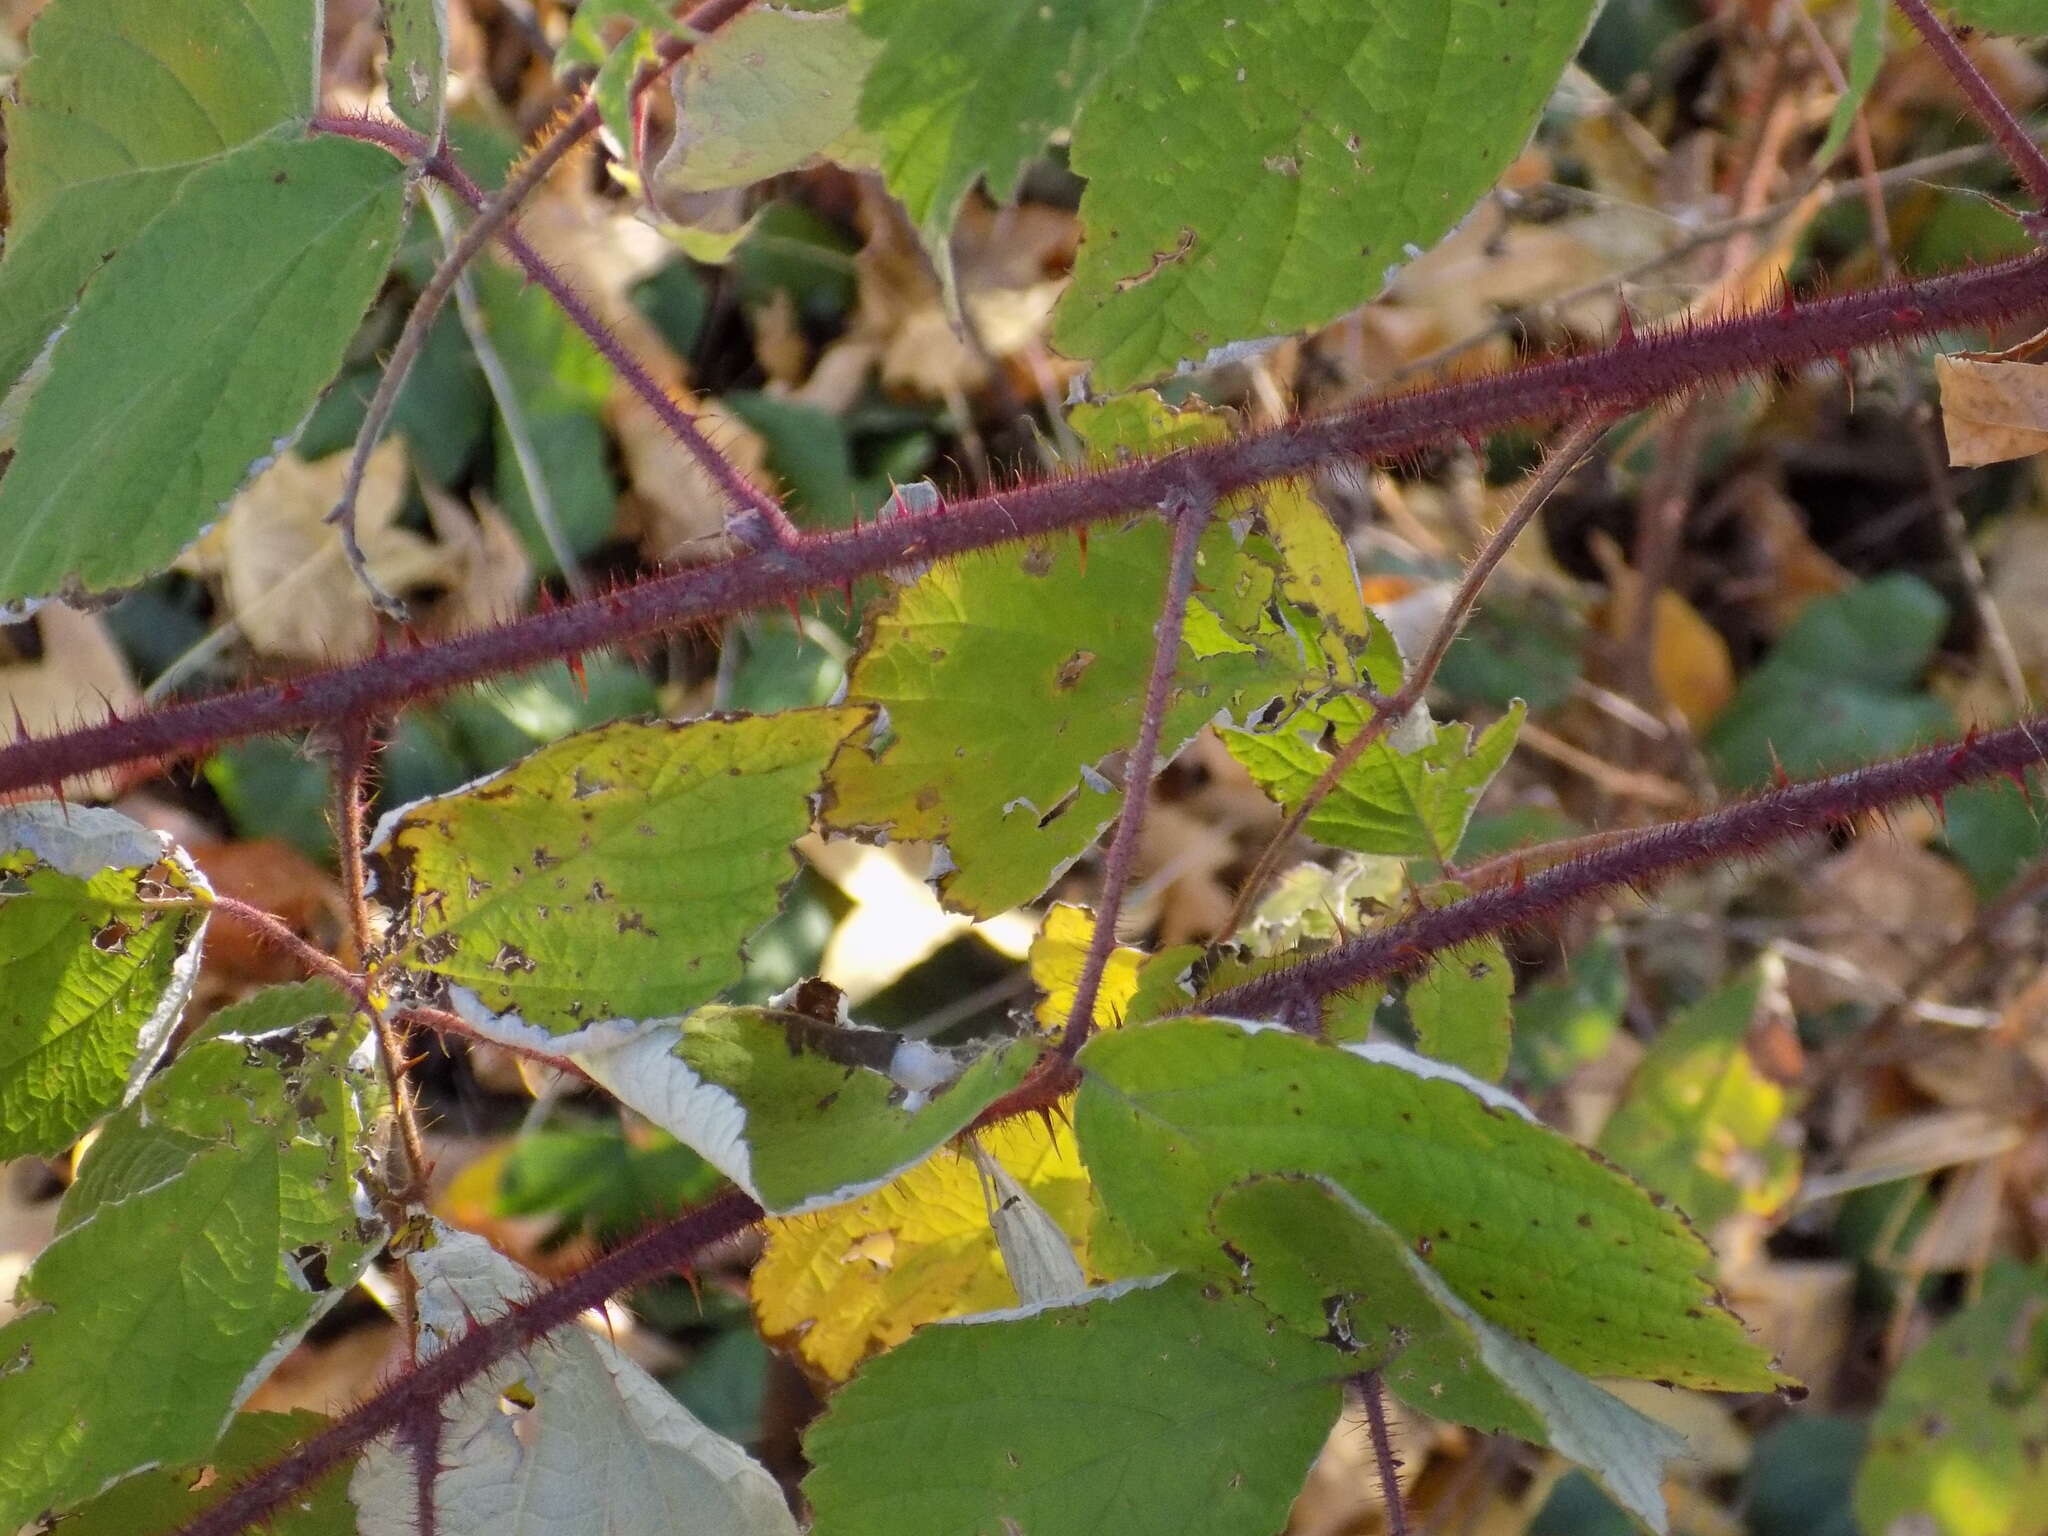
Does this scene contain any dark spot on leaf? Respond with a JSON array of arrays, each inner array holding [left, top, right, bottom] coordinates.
[[91, 919, 132, 953], [1054, 649, 1097, 691], [1576, 1213, 1593, 1228], [489, 943, 537, 975]]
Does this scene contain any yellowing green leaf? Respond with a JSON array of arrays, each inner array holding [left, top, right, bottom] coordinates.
[[0, 803, 211, 1159], [563, 1006, 1044, 1214], [1597, 965, 1802, 1233], [373, 708, 866, 1032], [1224, 699, 1525, 862], [0, 982, 378, 1529], [1408, 935, 1514, 1082], [753, 1115, 1099, 1379], [657, 9, 882, 194], [825, 393, 1373, 916], [1856, 1261, 2048, 1536]]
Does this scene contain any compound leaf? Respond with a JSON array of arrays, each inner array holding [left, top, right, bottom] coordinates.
[[1215, 1176, 1685, 1533], [1223, 699, 1525, 863], [823, 394, 1367, 916], [373, 708, 866, 1032], [0, 134, 409, 603], [0, 0, 319, 396], [1074, 1016, 1789, 1391], [805, 1276, 1344, 1536], [0, 982, 379, 1528], [1053, 0, 1601, 387], [352, 1224, 795, 1536], [851, 0, 1149, 230], [0, 802, 211, 1160]]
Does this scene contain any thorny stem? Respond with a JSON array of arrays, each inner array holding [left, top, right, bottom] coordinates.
[[207, 895, 366, 997], [425, 182, 594, 600], [1060, 489, 1213, 1058], [1893, 0, 2048, 214], [315, 0, 772, 610], [172, 1186, 764, 1536], [1221, 414, 1611, 936], [421, 147, 799, 549], [1356, 1372, 1410, 1536], [333, 715, 431, 1209], [1199, 714, 2048, 1021], [7, 251, 2048, 797]]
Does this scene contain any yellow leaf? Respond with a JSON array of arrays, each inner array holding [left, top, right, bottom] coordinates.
[[1935, 354, 2048, 468], [1028, 902, 1148, 1033], [754, 904, 1153, 1379], [1648, 588, 1736, 732], [751, 1115, 1097, 1380]]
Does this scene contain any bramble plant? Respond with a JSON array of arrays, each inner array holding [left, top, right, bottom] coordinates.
[[5, 0, 2048, 1533]]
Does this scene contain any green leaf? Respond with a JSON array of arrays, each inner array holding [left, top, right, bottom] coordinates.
[[1940, 0, 2048, 33], [1074, 1016, 1789, 1390], [1596, 965, 1801, 1233], [0, 134, 409, 604], [493, 1121, 724, 1240], [1407, 935, 1513, 1082], [1512, 928, 1627, 1091], [1855, 1261, 2048, 1536], [43, 1411, 354, 1536], [0, 982, 379, 1528], [1214, 1176, 1684, 1533], [805, 1275, 1344, 1536], [351, 1222, 797, 1536], [546, 1005, 1045, 1214], [382, 0, 449, 138], [0, 803, 211, 1160], [473, 262, 621, 571], [1816, 0, 1885, 166], [823, 393, 1362, 916], [1706, 575, 1953, 788], [656, 8, 883, 194], [0, 0, 318, 395], [1223, 700, 1525, 862], [1053, 0, 1601, 387], [851, 0, 1149, 230], [372, 708, 867, 1032]]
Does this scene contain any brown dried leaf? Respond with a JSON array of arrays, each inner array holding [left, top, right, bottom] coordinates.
[[1935, 355, 2048, 467], [0, 603, 139, 800]]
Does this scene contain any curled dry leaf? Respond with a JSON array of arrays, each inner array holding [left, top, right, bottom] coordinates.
[[197, 440, 438, 662], [0, 603, 139, 801], [1934, 354, 2048, 467]]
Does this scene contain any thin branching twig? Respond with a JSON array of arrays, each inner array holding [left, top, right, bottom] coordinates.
[[1894, 0, 2048, 213], [1221, 414, 1612, 936], [1060, 487, 1213, 1057], [319, 0, 770, 610]]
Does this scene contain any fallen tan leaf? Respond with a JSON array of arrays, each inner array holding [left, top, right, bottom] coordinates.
[[1936, 354, 2048, 467], [0, 603, 140, 801], [203, 440, 442, 663]]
